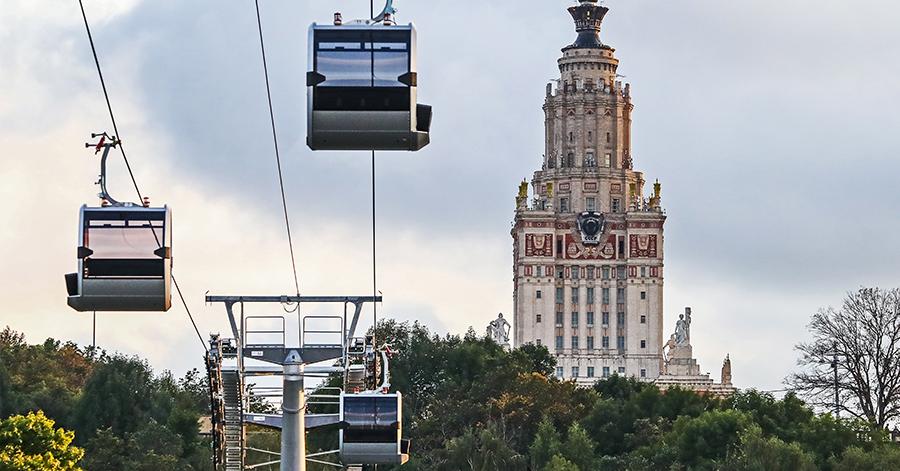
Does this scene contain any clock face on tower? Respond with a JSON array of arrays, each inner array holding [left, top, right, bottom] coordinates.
[[577, 211, 605, 245]]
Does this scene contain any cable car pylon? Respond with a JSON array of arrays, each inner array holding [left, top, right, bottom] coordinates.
[[205, 295, 410, 471]]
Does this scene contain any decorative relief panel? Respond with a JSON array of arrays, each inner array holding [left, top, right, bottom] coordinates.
[[629, 234, 658, 258], [584, 182, 598, 193], [525, 234, 554, 257], [561, 234, 616, 260], [611, 183, 622, 193]]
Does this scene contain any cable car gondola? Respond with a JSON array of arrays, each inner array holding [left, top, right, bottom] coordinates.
[[307, 15, 432, 151], [339, 392, 410, 465], [65, 134, 173, 312]]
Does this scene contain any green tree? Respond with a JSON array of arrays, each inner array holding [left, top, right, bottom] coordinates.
[[561, 422, 595, 471], [80, 429, 125, 470], [71, 354, 154, 441], [529, 416, 561, 470], [0, 411, 84, 471], [544, 454, 579, 471], [832, 445, 900, 471], [666, 409, 751, 470], [443, 422, 525, 471], [724, 425, 816, 471], [0, 329, 93, 428]]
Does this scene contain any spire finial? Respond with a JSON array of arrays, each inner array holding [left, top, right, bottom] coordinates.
[[566, 0, 609, 50]]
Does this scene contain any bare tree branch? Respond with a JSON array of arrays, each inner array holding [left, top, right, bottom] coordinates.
[[787, 287, 900, 429]]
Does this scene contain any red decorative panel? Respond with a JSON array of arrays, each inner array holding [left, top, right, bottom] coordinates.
[[584, 182, 598, 192], [629, 266, 637, 278], [561, 234, 616, 260], [650, 267, 659, 277], [629, 234, 658, 258], [525, 266, 533, 276], [525, 234, 553, 257]]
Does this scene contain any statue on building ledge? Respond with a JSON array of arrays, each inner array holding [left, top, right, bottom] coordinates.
[[657, 307, 737, 397]]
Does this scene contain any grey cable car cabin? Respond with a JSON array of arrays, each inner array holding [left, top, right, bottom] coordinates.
[[340, 392, 410, 465], [66, 133, 173, 312], [307, 22, 432, 151], [65, 205, 172, 312]]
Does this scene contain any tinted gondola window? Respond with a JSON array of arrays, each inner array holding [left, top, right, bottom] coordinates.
[[372, 42, 408, 87], [86, 223, 160, 259], [313, 30, 411, 112], [375, 396, 398, 425], [343, 395, 399, 443], [83, 212, 165, 278]]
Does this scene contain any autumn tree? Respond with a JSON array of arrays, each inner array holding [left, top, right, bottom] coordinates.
[[789, 287, 900, 428], [0, 411, 83, 471]]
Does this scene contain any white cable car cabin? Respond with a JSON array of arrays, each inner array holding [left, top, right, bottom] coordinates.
[[307, 21, 432, 151], [339, 392, 410, 465], [65, 205, 172, 312]]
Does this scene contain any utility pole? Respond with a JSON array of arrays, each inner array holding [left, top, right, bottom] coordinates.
[[831, 342, 839, 418]]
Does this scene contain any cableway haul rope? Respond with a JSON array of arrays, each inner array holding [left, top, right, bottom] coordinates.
[[254, 0, 302, 300]]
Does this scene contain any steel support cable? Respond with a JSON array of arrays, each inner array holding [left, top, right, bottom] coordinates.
[[371, 0, 379, 350], [253, 0, 302, 299], [77, 0, 207, 352]]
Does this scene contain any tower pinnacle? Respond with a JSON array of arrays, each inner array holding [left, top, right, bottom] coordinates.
[[566, 0, 610, 50]]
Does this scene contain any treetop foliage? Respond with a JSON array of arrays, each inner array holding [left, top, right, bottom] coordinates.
[[0, 327, 209, 470], [0, 410, 83, 471]]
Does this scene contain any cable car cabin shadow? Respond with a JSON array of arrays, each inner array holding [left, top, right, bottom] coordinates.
[[65, 205, 172, 312], [307, 23, 432, 151], [340, 392, 410, 466]]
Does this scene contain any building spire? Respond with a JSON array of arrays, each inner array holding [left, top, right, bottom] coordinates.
[[566, 0, 610, 50]]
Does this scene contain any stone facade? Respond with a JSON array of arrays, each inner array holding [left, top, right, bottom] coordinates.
[[512, 1, 666, 385]]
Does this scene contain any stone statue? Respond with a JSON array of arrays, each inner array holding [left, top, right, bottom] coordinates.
[[721, 354, 733, 386], [487, 313, 512, 348], [663, 334, 677, 367], [546, 182, 554, 198], [518, 180, 528, 201], [516, 180, 529, 209], [674, 307, 691, 346], [649, 179, 662, 208]]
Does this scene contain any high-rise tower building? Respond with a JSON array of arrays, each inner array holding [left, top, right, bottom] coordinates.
[[512, 1, 666, 384]]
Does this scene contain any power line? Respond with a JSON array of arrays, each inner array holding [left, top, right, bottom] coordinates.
[[253, 0, 302, 298], [77, 0, 208, 353]]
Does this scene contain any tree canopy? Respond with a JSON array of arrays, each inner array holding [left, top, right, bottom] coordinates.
[[0, 411, 83, 471]]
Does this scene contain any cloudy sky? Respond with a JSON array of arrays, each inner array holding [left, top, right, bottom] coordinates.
[[2, 0, 900, 393]]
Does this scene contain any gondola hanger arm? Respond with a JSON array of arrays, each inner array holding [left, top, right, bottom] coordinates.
[[85, 131, 142, 208], [372, 0, 396, 22]]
